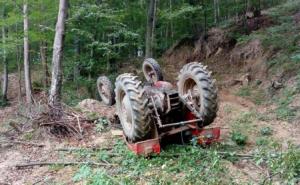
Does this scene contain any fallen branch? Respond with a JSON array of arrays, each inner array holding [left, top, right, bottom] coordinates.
[[55, 146, 113, 152], [0, 140, 45, 147], [16, 161, 114, 169]]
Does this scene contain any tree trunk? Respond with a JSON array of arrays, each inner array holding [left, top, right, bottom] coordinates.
[[145, 0, 157, 58], [23, 1, 32, 104], [40, 41, 49, 90], [214, 0, 220, 24], [14, 0, 22, 102], [1, 23, 8, 101], [49, 0, 68, 115]]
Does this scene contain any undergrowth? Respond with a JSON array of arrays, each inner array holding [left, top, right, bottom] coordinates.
[[69, 137, 300, 185], [236, 86, 267, 105]]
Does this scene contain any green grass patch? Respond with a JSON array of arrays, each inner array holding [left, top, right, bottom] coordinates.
[[274, 89, 297, 121], [254, 142, 300, 184], [236, 86, 267, 105]]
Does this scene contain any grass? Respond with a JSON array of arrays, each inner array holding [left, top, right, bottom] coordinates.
[[274, 89, 297, 121], [254, 142, 300, 184], [236, 86, 267, 105], [69, 140, 238, 185], [68, 137, 300, 185]]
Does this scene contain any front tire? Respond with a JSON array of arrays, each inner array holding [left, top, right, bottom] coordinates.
[[115, 73, 152, 142], [142, 58, 163, 83], [97, 76, 115, 106], [177, 62, 218, 126]]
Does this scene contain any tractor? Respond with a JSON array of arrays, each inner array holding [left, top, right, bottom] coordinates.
[[97, 58, 219, 155]]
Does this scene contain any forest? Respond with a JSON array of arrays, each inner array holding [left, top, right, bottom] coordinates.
[[0, 0, 300, 184]]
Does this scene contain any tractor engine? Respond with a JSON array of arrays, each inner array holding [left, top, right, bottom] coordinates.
[[144, 81, 181, 115]]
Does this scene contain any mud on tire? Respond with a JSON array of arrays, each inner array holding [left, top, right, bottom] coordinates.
[[177, 62, 218, 126], [143, 58, 163, 83], [97, 76, 115, 106], [115, 73, 152, 142]]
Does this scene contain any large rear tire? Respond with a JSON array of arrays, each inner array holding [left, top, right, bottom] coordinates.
[[115, 73, 152, 142], [177, 62, 218, 126], [97, 76, 115, 106], [142, 58, 163, 83]]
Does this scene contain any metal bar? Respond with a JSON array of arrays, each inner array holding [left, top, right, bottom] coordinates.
[[179, 96, 201, 118], [150, 96, 163, 127], [160, 119, 202, 128]]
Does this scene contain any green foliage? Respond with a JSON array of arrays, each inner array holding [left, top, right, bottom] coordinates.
[[275, 89, 297, 121], [73, 165, 92, 182], [95, 117, 109, 133], [231, 131, 248, 145], [236, 86, 267, 105], [255, 143, 300, 183], [236, 86, 251, 97], [71, 140, 233, 184], [260, 127, 273, 136]]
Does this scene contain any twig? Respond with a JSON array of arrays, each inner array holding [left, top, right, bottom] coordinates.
[[8, 121, 22, 133], [55, 146, 113, 152], [72, 113, 82, 135], [217, 151, 254, 158], [15, 161, 115, 169], [0, 140, 45, 147], [262, 172, 281, 185]]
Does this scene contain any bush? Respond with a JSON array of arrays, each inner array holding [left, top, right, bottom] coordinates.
[[231, 131, 248, 145]]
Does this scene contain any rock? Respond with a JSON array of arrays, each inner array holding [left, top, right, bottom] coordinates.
[[271, 81, 283, 90], [77, 99, 116, 121]]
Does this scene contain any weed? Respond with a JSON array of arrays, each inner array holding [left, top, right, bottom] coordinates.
[[23, 132, 34, 140], [95, 117, 109, 132], [236, 86, 267, 105], [232, 111, 255, 132], [72, 140, 235, 184], [256, 137, 270, 146], [255, 143, 300, 184], [231, 131, 248, 145], [223, 104, 233, 114], [73, 165, 92, 182], [260, 127, 273, 136], [236, 86, 251, 97], [275, 89, 297, 121]]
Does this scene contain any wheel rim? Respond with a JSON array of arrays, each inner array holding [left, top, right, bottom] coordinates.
[[119, 91, 133, 131], [182, 78, 202, 112], [144, 64, 157, 82], [98, 83, 110, 103]]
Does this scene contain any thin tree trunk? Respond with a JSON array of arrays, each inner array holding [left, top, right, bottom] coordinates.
[[203, 0, 207, 35], [2, 23, 8, 101], [23, 1, 32, 104], [214, 0, 220, 24], [40, 41, 49, 90], [145, 0, 157, 58], [17, 45, 22, 102], [15, 0, 22, 102], [49, 0, 68, 115]]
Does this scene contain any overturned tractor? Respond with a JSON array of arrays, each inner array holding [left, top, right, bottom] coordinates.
[[97, 58, 219, 155]]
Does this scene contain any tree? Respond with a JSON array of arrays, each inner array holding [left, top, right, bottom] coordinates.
[[49, 0, 68, 114], [145, 0, 157, 58], [23, 0, 32, 104], [214, 0, 220, 24], [1, 6, 8, 102]]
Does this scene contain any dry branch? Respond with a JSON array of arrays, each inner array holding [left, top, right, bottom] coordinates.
[[0, 140, 45, 147], [15, 161, 114, 169], [55, 146, 113, 152]]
